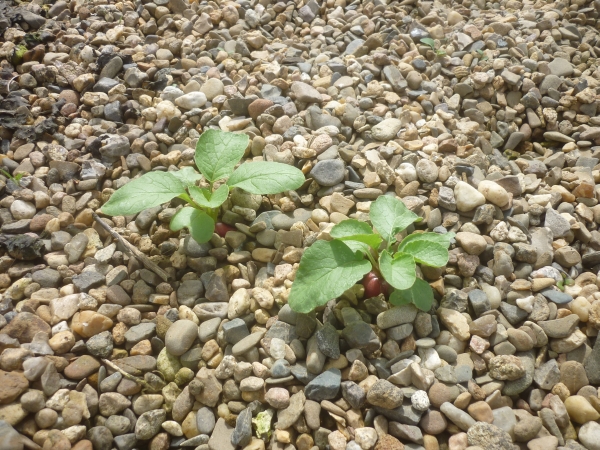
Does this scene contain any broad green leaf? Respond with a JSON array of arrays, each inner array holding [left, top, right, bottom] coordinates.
[[101, 172, 185, 216], [331, 219, 382, 249], [342, 240, 372, 255], [331, 219, 374, 237], [397, 232, 455, 252], [170, 206, 214, 244], [402, 241, 448, 267], [170, 166, 203, 187], [189, 184, 229, 209], [420, 38, 435, 48], [370, 195, 421, 244], [288, 240, 371, 314], [195, 129, 249, 182], [227, 161, 305, 194], [388, 289, 412, 306], [379, 251, 416, 290], [390, 278, 434, 311], [338, 234, 383, 249]]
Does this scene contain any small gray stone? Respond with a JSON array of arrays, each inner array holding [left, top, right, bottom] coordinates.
[[124, 323, 156, 345], [276, 391, 305, 429], [440, 402, 476, 431], [86, 331, 113, 359], [88, 426, 113, 450], [290, 81, 322, 103], [271, 359, 292, 378], [222, 318, 249, 344], [165, 320, 198, 356], [73, 271, 105, 292], [342, 321, 381, 353], [310, 160, 345, 186], [232, 331, 265, 356], [196, 407, 216, 435], [316, 323, 340, 359], [377, 305, 418, 329], [208, 418, 235, 450], [341, 381, 366, 409], [231, 408, 252, 447], [548, 57, 574, 77], [534, 359, 560, 389], [305, 369, 341, 401], [371, 118, 402, 141], [199, 317, 221, 342], [135, 409, 166, 440], [540, 288, 573, 305]]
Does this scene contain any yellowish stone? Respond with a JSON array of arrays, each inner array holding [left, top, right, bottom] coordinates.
[[565, 395, 600, 424]]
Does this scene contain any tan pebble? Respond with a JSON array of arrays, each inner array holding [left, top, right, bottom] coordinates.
[[423, 434, 439, 450], [72, 440, 93, 450], [130, 340, 153, 356], [448, 432, 468, 450], [467, 401, 493, 423], [49, 331, 75, 354], [564, 395, 600, 424], [374, 434, 404, 450], [180, 411, 198, 439], [71, 311, 113, 338], [551, 382, 571, 401], [243, 437, 266, 450]]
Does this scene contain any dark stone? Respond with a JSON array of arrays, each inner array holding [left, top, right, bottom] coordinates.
[[315, 323, 340, 359], [72, 271, 106, 292], [222, 318, 249, 345], [304, 368, 341, 401], [231, 408, 252, 448], [342, 321, 381, 354], [585, 336, 600, 384], [87, 426, 114, 450], [341, 381, 366, 409]]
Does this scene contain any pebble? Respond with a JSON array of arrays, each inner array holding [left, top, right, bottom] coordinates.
[[579, 422, 600, 450], [164, 320, 198, 356], [454, 181, 486, 212]]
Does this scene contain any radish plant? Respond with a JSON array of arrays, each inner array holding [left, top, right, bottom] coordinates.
[[101, 129, 305, 243], [288, 195, 453, 313]]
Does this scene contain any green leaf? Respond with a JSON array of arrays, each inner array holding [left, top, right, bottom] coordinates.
[[397, 232, 455, 252], [189, 184, 229, 209], [390, 278, 434, 311], [195, 129, 249, 182], [288, 240, 372, 314], [402, 241, 448, 267], [170, 167, 203, 187], [101, 172, 186, 216], [331, 219, 382, 249], [420, 37, 436, 49], [379, 251, 416, 290], [388, 289, 412, 306], [331, 219, 373, 237], [227, 161, 305, 195], [370, 196, 421, 244], [342, 240, 372, 255], [170, 207, 215, 244]]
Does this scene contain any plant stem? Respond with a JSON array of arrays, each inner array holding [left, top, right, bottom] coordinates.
[[366, 249, 379, 271], [101, 358, 154, 391]]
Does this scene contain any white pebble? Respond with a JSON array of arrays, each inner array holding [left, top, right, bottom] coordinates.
[[411, 390, 430, 411]]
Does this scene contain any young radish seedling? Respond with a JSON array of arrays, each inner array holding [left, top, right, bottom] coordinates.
[[101, 129, 305, 242], [288, 195, 454, 313], [420, 37, 447, 57]]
